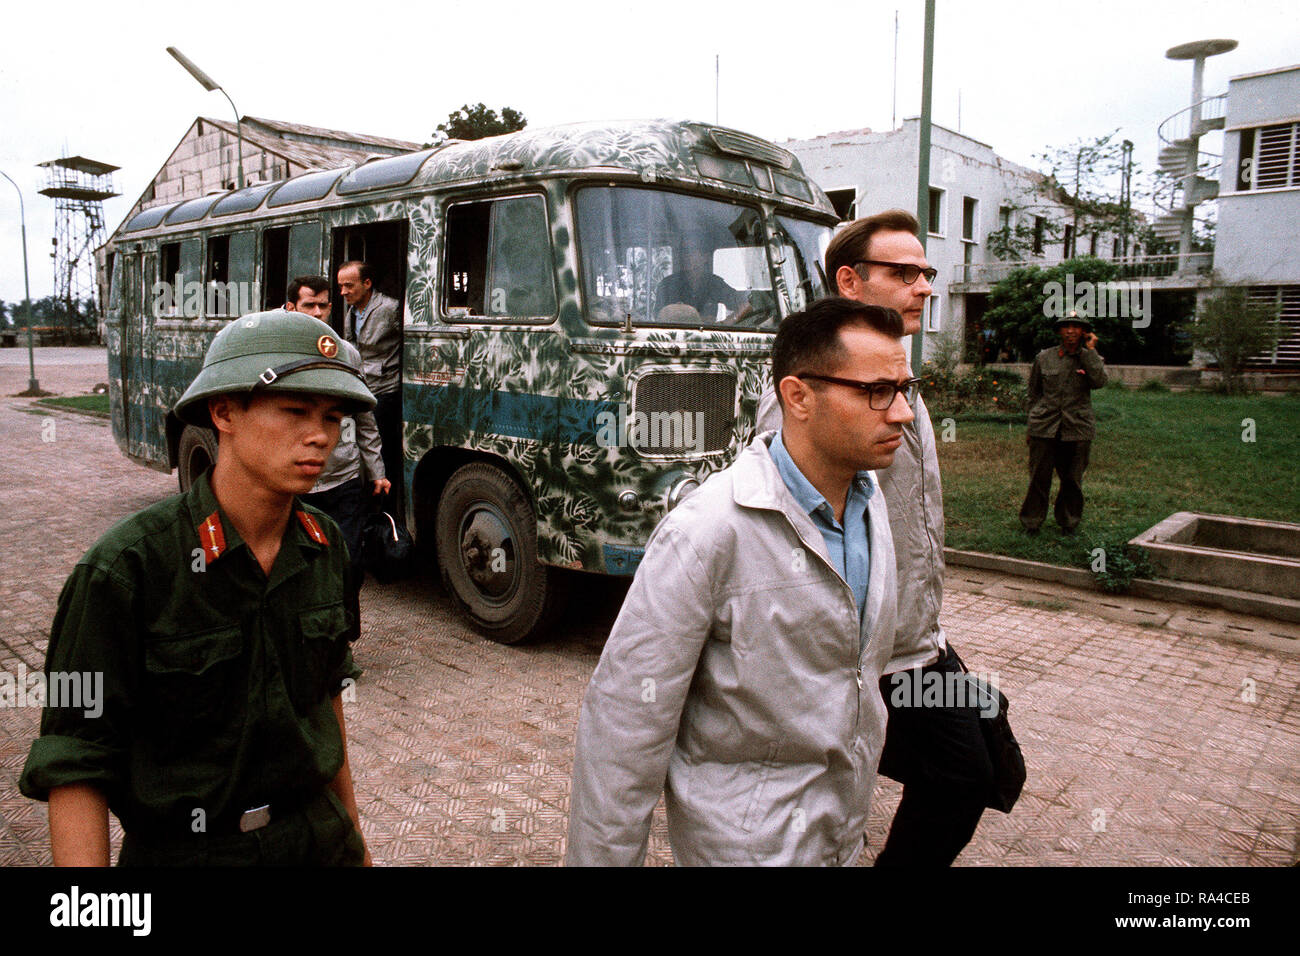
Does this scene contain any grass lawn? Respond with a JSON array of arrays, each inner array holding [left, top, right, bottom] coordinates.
[[934, 387, 1300, 571], [36, 394, 110, 415]]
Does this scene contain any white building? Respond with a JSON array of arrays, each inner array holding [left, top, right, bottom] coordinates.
[[1215, 63, 1300, 365], [783, 119, 1128, 362]]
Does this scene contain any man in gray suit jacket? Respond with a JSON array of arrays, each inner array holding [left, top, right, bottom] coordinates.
[[338, 260, 402, 515]]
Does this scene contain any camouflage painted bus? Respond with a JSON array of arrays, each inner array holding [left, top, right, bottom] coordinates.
[[105, 119, 835, 642]]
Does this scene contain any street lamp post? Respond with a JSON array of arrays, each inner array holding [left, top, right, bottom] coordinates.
[[1, 169, 41, 393], [166, 46, 244, 189]]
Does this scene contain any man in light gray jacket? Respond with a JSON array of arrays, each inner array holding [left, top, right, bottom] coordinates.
[[567, 298, 915, 866], [757, 211, 997, 866], [338, 260, 402, 516]]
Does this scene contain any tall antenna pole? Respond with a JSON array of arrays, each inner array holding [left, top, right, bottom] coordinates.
[[892, 10, 899, 129], [715, 54, 720, 125]]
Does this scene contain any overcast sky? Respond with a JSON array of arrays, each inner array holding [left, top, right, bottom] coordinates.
[[0, 0, 1295, 303]]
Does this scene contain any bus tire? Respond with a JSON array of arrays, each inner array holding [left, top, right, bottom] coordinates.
[[434, 462, 566, 645], [177, 425, 218, 492]]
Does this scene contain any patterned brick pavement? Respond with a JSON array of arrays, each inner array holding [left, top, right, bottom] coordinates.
[[2, 349, 1297, 866]]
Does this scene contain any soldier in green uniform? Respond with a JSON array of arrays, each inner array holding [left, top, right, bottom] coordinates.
[[20, 310, 375, 866], [1019, 311, 1108, 535]]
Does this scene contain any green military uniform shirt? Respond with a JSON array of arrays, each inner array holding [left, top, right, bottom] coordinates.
[[1026, 345, 1108, 441], [19, 470, 362, 845]]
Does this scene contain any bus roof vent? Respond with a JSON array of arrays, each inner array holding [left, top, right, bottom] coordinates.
[[706, 129, 794, 170]]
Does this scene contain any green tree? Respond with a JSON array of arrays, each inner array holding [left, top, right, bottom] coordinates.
[[985, 131, 1143, 262], [433, 104, 527, 143], [1036, 130, 1136, 253], [984, 256, 1148, 361], [1188, 281, 1282, 393]]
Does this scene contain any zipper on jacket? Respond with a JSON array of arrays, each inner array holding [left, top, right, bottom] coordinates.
[[773, 510, 864, 730]]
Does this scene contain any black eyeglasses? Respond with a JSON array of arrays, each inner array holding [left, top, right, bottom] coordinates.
[[853, 260, 938, 285], [796, 374, 921, 410]]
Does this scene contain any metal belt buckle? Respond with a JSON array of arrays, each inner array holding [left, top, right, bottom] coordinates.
[[239, 804, 271, 833]]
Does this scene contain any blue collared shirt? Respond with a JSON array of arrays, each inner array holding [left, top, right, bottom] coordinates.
[[770, 431, 874, 628], [348, 292, 382, 338]]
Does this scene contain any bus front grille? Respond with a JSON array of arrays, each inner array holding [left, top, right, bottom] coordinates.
[[631, 369, 736, 457]]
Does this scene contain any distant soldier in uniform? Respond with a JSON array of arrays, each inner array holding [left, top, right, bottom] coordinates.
[[1020, 311, 1108, 535], [20, 310, 375, 866]]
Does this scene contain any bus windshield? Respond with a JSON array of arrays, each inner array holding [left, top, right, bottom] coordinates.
[[578, 186, 825, 331]]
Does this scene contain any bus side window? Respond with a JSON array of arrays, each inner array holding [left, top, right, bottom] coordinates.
[[159, 243, 180, 316], [204, 232, 257, 318], [179, 238, 201, 318], [263, 227, 289, 310], [445, 196, 555, 320], [228, 231, 256, 316], [107, 251, 121, 313]]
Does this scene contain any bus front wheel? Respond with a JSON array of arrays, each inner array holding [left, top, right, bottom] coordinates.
[[434, 463, 567, 645], [177, 425, 218, 492]]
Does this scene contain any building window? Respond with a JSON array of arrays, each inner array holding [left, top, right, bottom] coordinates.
[[1089, 232, 1098, 256], [962, 196, 978, 242], [925, 294, 942, 333], [1063, 224, 1075, 258], [998, 205, 1011, 231], [825, 188, 857, 222], [1241, 123, 1299, 190], [928, 187, 944, 235], [1247, 286, 1300, 365], [1113, 238, 1121, 258], [1032, 216, 1045, 255]]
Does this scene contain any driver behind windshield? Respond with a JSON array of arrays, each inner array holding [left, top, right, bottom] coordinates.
[[654, 236, 749, 323]]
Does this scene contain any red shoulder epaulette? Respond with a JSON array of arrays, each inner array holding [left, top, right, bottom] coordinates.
[[296, 510, 330, 546], [197, 511, 228, 563]]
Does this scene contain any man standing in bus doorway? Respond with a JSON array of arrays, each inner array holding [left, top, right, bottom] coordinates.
[[757, 210, 998, 866], [286, 275, 391, 579], [19, 310, 373, 866], [568, 297, 912, 866], [337, 260, 402, 517]]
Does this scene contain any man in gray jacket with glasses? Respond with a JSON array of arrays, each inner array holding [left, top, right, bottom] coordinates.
[[758, 210, 997, 866], [567, 297, 914, 866]]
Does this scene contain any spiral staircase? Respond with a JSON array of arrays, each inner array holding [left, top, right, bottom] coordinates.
[[1153, 94, 1225, 244]]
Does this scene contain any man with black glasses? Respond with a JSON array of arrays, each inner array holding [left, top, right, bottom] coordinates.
[[758, 209, 999, 867], [569, 297, 913, 865]]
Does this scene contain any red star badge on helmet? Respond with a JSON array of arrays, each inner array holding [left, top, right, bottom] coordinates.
[[317, 335, 339, 358]]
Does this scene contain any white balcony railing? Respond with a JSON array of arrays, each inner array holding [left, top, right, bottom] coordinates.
[[953, 252, 1214, 285]]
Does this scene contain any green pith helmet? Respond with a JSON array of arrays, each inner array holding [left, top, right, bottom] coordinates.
[[1054, 309, 1093, 332], [174, 310, 376, 427]]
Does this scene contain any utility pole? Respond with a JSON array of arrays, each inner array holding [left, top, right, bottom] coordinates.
[[892, 10, 899, 129], [913, 0, 935, 371]]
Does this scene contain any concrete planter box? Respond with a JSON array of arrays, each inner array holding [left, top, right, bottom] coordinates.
[[1131, 512, 1300, 600]]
